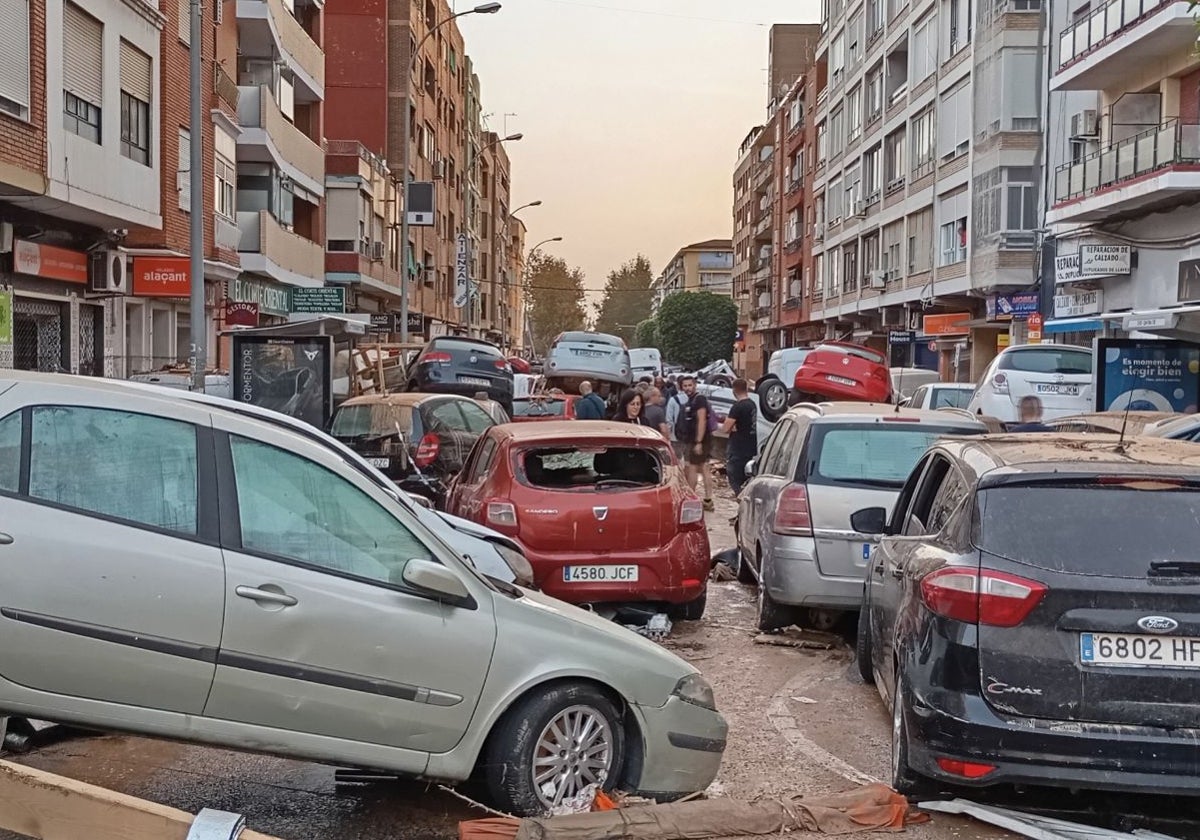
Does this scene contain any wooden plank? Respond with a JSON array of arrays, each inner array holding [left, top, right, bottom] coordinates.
[[0, 760, 280, 840]]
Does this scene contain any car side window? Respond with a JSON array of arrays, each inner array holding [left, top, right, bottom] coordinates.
[[911, 386, 927, 407], [889, 455, 929, 535], [427, 401, 470, 432], [926, 465, 969, 535], [756, 420, 788, 472], [229, 436, 433, 585], [27, 406, 198, 534], [905, 455, 952, 535], [0, 410, 20, 493], [468, 437, 498, 482], [765, 423, 799, 476], [460, 402, 496, 434]]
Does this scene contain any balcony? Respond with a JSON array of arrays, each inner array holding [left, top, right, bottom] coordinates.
[[1051, 119, 1200, 223], [237, 0, 324, 97], [754, 158, 775, 186], [238, 85, 324, 196], [238, 210, 325, 286], [751, 306, 772, 320], [1054, 0, 1195, 91], [754, 213, 773, 237]]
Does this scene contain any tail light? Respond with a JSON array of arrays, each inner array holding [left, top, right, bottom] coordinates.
[[494, 359, 509, 371], [422, 352, 452, 364], [487, 500, 518, 529], [920, 568, 1047, 627], [773, 483, 812, 536], [990, 372, 1009, 394], [936, 758, 996, 779], [680, 498, 704, 526], [871, 366, 889, 381], [414, 433, 440, 468]]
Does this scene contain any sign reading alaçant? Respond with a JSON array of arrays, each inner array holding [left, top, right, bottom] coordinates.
[[1054, 288, 1103, 319], [1079, 244, 1132, 276], [132, 256, 190, 297], [454, 233, 470, 310], [290, 286, 346, 314], [232, 276, 291, 316]]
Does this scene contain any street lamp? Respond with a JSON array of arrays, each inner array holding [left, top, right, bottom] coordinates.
[[469, 131, 523, 334], [400, 1, 502, 343], [529, 236, 563, 255], [510, 200, 542, 216], [522, 237, 562, 357]]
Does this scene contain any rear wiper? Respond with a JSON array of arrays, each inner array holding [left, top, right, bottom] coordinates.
[[363, 431, 402, 443], [1149, 561, 1200, 578]]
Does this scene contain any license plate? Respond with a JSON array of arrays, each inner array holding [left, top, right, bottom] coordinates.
[[459, 376, 489, 386], [562, 565, 639, 583], [572, 349, 606, 358], [1036, 383, 1079, 395], [825, 374, 857, 387], [367, 457, 390, 468], [1080, 632, 1200, 668]]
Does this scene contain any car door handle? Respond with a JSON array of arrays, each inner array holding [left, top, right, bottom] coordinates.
[[0, 533, 12, 545], [889, 567, 904, 580], [873, 565, 885, 577], [235, 586, 297, 607]]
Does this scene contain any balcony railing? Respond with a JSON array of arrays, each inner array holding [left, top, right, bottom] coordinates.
[[1059, 0, 1175, 68], [755, 214, 772, 236], [239, 0, 324, 89], [1054, 118, 1200, 203], [214, 63, 239, 109], [783, 296, 802, 309], [238, 209, 324, 281], [238, 85, 324, 187], [751, 306, 772, 320]]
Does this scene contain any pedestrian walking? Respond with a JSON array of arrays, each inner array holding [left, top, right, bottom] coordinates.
[[720, 378, 757, 496], [614, 389, 646, 425], [575, 380, 607, 420], [1009, 395, 1053, 432], [674, 375, 715, 511], [642, 387, 671, 438]]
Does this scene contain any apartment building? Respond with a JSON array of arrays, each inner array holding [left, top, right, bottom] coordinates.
[[476, 130, 511, 346], [732, 126, 767, 377], [1045, 0, 1200, 346], [809, 0, 1045, 380], [777, 72, 824, 351], [652, 239, 735, 312]]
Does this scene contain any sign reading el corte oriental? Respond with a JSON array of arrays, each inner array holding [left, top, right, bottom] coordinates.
[[131, 256, 191, 296]]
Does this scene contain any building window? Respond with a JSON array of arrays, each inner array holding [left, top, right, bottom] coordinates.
[[911, 107, 935, 177], [119, 41, 152, 165], [939, 195, 968, 266], [885, 128, 906, 188], [63, 3, 103, 144], [865, 65, 883, 123], [817, 121, 828, 163], [907, 209, 932, 273], [883, 219, 904, 280], [1005, 167, 1037, 232], [830, 106, 845, 153], [830, 30, 846, 82], [911, 13, 936, 83], [215, 125, 237, 220], [842, 243, 859, 292], [177, 129, 190, 211], [864, 144, 882, 201], [948, 0, 973, 54], [0, 0, 31, 119], [847, 85, 863, 141], [937, 81, 970, 161], [177, 0, 190, 44], [867, 0, 884, 39]]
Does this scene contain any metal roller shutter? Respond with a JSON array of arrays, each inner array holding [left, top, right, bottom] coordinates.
[[63, 3, 103, 106], [119, 40, 151, 102], [0, 0, 30, 110]]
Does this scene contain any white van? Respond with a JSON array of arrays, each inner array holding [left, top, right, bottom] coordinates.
[[629, 347, 663, 381], [767, 348, 812, 389]]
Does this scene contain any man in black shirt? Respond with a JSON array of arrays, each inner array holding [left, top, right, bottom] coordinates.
[[1009, 395, 1053, 432], [721, 378, 758, 496], [675, 375, 715, 510]]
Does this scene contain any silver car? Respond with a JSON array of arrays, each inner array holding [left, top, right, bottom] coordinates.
[[0, 371, 726, 815], [543, 331, 632, 388], [735, 402, 986, 632]]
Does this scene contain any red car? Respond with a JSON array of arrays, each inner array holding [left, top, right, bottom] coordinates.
[[793, 342, 893, 403], [445, 421, 710, 618], [511, 393, 577, 422]]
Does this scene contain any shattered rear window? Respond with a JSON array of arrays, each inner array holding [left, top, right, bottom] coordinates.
[[520, 446, 666, 489]]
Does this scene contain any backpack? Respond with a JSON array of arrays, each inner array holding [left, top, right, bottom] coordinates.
[[674, 394, 719, 440]]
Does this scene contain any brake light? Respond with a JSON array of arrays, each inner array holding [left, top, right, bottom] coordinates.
[[882, 416, 920, 422], [414, 433, 440, 468], [494, 358, 509, 371], [936, 757, 996, 779], [680, 498, 704, 526], [773, 484, 812, 536], [990, 372, 1009, 394], [871, 366, 889, 381], [422, 352, 452, 364], [487, 500, 518, 528], [920, 568, 1047, 627]]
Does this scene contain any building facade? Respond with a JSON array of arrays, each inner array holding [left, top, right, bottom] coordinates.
[[652, 239, 735, 312], [733, 126, 766, 378]]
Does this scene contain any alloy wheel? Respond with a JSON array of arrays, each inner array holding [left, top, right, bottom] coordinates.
[[532, 704, 614, 807]]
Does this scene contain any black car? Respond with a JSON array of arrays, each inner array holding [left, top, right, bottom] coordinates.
[[407, 337, 514, 414], [328, 392, 500, 506], [853, 434, 1200, 797]]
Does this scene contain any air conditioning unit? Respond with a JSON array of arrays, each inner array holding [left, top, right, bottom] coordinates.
[[868, 270, 886, 289], [370, 241, 386, 261], [88, 249, 127, 294], [880, 308, 904, 327], [852, 199, 866, 217], [433, 158, 447, 180], [1070, 109, 1099, 139]]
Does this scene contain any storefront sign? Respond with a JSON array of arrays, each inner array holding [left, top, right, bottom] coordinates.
[[888, 330, 915, 345], [453, 233, 470, 310], [1027, 312, 1043, 344], [131, 256, 190, 297], [922, 312, 971, 336], [232, 276, 290, 316], [13, 239, 88, 284], [0, 290, 11, 345], [407, 311, 424, 334], [988, 292, 1040, 321], [225, 301, 260, 327], [1054, 288, 1103, 319], [1124, 312, 1179, 332], [232, 335, 334, 429], [1096, 338, 1200, 412], [997, 333, 1011, 350], [369, 313, 396, 332], [1080, 245, 1132, 276], [290, 287, 346, 314]]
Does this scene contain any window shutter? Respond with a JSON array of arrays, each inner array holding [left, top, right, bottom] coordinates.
[[63, 3, 103, 106], [120, 40, 151, 103], [0, 0, 30, 111], [178, 0, 190, 44], [177, 129, 191, 211]]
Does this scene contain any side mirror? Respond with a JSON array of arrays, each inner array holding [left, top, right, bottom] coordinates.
[[851, 506, 888, 535], [744, 459, 757, 478], [400, 559, 472, 603]]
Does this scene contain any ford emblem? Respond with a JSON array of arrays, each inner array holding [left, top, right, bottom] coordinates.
[[1137, 616, 1179, 634]]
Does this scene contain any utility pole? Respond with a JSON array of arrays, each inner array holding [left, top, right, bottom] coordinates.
[[188, 0, 206, 390]]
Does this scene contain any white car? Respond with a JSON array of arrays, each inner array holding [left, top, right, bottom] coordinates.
[[696, 384, 774, 452], [967, 344, 1094, 422], [905, 382, 976, 410], [629, 347, 663, 381], [543, 331, 632, 390]]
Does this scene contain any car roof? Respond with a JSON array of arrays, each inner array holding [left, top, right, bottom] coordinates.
[[1143, 413, 1200, 436], [491, 419, 670, 444], [999, 342, 1093, 353], [790, 401, 986, 426], [929, 382, 975, 389], [1052, 410, 1179, 428], [938, 433, 1200, 480], [339, 392, 444, 408]]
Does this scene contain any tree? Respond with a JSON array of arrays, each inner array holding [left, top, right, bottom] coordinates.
[[634, 318, 658, 349], [656, 292, 738, 370], [594, 255, 656, 344], [525, 251, 588, 354]]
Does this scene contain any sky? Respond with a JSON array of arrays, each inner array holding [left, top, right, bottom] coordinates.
[[458, 0, 821, 303]]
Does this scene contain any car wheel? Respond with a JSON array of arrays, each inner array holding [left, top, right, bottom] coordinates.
[[668, 589, 707, 621], [712, 375, 733, 388], [756, 556, 798, 632], [891, 672, 932, 798], [755, 376, 788, 422], [855, 605, 874, 684], [485, 683, 625, 816], [736, 543, 758, 584]]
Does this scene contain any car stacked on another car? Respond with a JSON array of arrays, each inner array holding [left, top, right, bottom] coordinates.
[[736, 403, 987, 632], [967, 344, 1094, 421], [756, 343, 893, 422], [406, 336, 515, 415], [854, 433, 1200, 798], [446, 421, 711, 620], [543, 331, 633, 393]]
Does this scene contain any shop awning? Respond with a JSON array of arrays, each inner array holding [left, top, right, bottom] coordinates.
[[1044, 317, 1105, 334], [222, 314, 370, 339]]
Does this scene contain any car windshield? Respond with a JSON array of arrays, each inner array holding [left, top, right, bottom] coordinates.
[[521, 445, 665, 489], [329, 404, 413, 440], [809, 423, 982, 488], [998, 348, 1093, 375], [514, 397, 567, 417], [978, 481, 1200, 577], [932, 388, 973, 409], [820, 344, 886, 365]]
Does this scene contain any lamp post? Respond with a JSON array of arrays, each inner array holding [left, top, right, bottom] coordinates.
[[470, 131, 522, 335], [522, 236, 562, 356], [400, 1, 502, 343], [187, 0, 205, 389]]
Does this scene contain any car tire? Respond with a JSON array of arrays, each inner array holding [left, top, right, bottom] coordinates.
[[755, 376, 789, 422], [855, 604, 874, 684], [736, 544, 758, 584], [891, 673, 933, 798], [484, 683, 625, 816], [712, 375, 733, 388], [669, 590, 708, 621], [756, 557, 798, 632]]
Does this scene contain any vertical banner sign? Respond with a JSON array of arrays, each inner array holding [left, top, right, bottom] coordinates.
[[1096, 339, 1200, 413], [454, 233, 470, 310], [0, 290, 11, 345], [231, 335, 335, 429]]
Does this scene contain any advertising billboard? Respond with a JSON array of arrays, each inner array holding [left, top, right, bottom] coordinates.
[[232, 335, 334, 429], [1096, 338, 1200, 413]]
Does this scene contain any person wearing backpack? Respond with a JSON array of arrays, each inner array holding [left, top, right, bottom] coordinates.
[[675, 375, 716, 511]]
